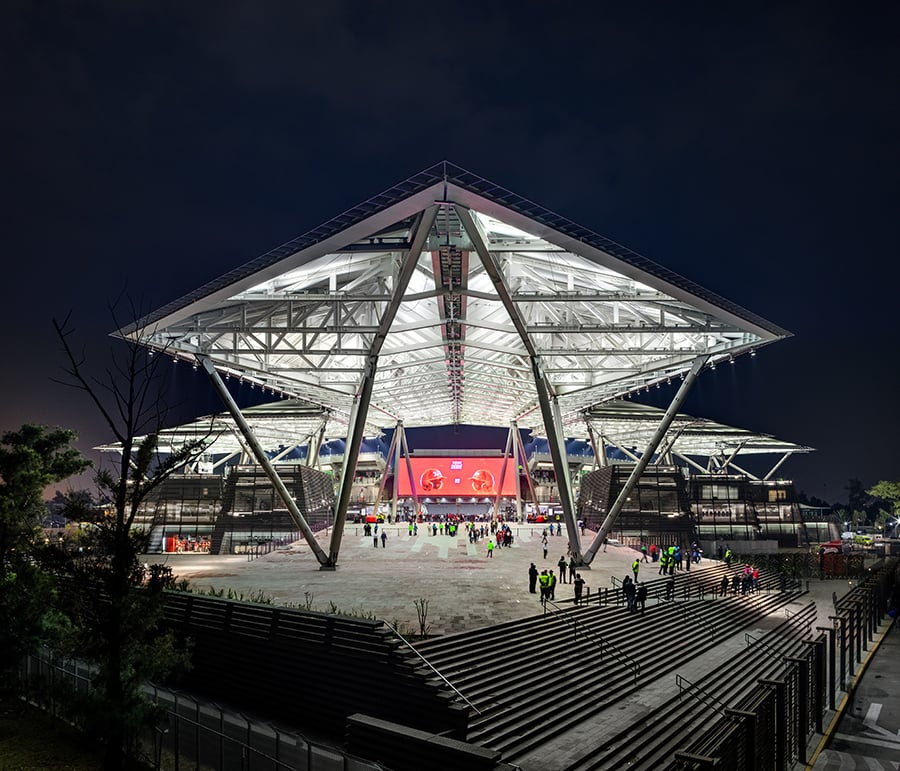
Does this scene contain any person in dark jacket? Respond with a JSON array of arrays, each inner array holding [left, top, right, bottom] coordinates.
[[636, 582, 648, 614]]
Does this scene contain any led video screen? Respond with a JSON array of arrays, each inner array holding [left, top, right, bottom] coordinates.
[[396, 457, 517, 498]]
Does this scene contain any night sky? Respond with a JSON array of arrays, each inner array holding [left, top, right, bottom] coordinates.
[[2, 2, 898, 503]]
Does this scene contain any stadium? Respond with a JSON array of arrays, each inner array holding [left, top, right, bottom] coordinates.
[[82, 162, 896, 770]]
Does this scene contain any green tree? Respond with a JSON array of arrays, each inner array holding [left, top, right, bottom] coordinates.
[[867, 480, 900, 535], [53, 312, 207, 769], [0, 425, 89, 689], [0, 425, 89, 575], [845, 478, 867, 526]]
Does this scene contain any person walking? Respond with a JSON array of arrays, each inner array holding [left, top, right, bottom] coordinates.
[[380, 530, 387, 548], [558, 555, 568, 583], [487, 538, 494, 558], [573, 573, 585, 605], [632, 557, 640, 583], [658, 551, 668, 576], [539, 570, 550, 604], [720, 574, 729, 597], [640, 544, 649, 562], [528, 562, 539, 594], [542, 535, 549, 560]]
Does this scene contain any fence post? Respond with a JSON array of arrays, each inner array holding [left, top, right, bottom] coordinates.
[[830, 616, 846, 690], [807, 638, 826, 734], [854, 600, 864, 661], [787, 657, 808, 765], [761, 678, 787, 771], [725, 708, 757, 770], [816, 626, 836, 712]]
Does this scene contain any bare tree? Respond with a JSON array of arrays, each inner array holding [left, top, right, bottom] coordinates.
[[52, 307, 209, 769]]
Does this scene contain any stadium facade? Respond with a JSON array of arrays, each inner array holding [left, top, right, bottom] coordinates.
[[113, 162, 824, 564]]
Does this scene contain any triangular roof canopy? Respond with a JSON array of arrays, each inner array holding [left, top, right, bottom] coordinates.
[[584, 400, 813, 459], [122, 162, 790, 435]]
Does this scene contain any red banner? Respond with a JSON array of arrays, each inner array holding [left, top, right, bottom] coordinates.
[[396, 457, 518, 498]]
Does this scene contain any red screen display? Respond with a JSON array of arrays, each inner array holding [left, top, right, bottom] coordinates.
[[395, 457, 518, 498]]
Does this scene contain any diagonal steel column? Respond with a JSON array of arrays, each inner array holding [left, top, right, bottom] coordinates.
[[532, 357, 582, 558], [582, 355, 709, 565], [514, 428, 541, 522], [199, 356, 329, 565], [672, 449, 709, 476], [326, 205, 439, 566], [370, 421, 400, 520], [726, 460, 761, 481], [396, 423, 419, 517], [492, 424, 516, 520], [762, 451, 792, 481], [585, 422, 604, 470], [309, 422, 327, 469], [456, 204, 580, 551]]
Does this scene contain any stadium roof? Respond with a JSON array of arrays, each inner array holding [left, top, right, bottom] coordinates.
[[96, 398, 812, 472], [583, 400, 813, 459], [121, 161, 791, 436]]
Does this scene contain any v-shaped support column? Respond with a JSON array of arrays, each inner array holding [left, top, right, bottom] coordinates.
[[535, 360, 581, 556], [326, 205, 439, 567], [199, 356, 330, 565], [492, 427, 516, 521], [581, 354, 709, 565], [514, 427, 542, 522], [369, 421, 401, 521], [456, 204, 580, 556], [395, 424, 419, 516]]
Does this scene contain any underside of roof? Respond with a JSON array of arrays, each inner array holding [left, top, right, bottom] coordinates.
[[95, 398, 812, 464], [121, 162, 791, 437], [584, 401, 813, 459]]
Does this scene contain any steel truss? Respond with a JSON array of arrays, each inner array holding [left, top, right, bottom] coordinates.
[[118, 162, 794, 567]]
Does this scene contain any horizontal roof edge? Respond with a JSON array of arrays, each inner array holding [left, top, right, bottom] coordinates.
[[120, 160, 791, 341]]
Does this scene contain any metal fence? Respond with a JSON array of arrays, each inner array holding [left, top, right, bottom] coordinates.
[[18, 653, 385, 771], [667, 557, 898, 770]]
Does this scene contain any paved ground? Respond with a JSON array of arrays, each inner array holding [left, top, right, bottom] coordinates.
[[810, 621, 900, 771], [159, 524, 680, 635]]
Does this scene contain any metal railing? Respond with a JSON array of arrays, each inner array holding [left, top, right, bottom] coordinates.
[[381, 621, 482, 716], [18, 651, 386, 771], [542, 599, 640, 684], [675, 673, 729, 717]]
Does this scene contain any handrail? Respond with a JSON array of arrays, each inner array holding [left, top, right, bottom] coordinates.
[[784, 601, 816, 636], [380, 621, 482, 716], [669, 598, 716, 637], [542, 600, 640, 685], [743, 632, 783, 662], [675, 673, 728, 716]]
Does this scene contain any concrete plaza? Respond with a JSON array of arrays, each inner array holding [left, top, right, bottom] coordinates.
[[158, 524, 703, 635]]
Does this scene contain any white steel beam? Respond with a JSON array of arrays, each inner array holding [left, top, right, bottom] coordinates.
[[199, 355, 329, 565], [457, 204, 581, 553], [327, 206, 438, 566], [582, 354, 708, 565], [763, 451, 793, 481]]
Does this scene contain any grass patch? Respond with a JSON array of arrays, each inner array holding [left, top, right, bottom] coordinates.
[[0, 699, 105, 770]]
